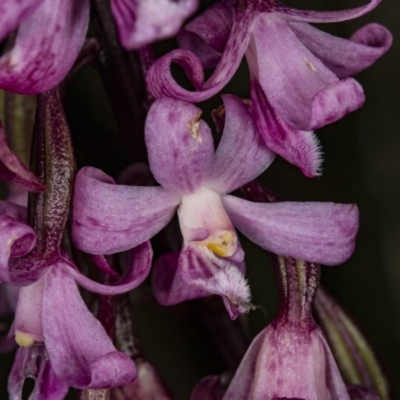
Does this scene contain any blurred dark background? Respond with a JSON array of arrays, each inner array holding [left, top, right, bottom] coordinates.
[[1, 0, 399, 398]]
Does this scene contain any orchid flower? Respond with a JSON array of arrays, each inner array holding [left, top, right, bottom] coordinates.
[[1, 89, 153, 395], [72, 95, 358, 319], [223, 321, 352, 400], [0, 0, 89, 94], [146, 0, 392, 177], [111, 0, 199, 49]]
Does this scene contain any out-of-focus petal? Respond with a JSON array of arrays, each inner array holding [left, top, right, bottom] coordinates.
[[153, 244, 249, 319], [146, 98, 214, 194], [0, 283, 18, 315], [191, 375, 226, 400], [347, 385, 380, 400], [290, 23, 392, 79], [250, 14, 365, 131], [0, 121, 44, 191], [147, 9, 255, 102], [72, 167, 180, 254], [0, 200, 27, 222], [276, 0, 381, 23], [112, 0, 198, 49], [0, 0, 89, 94], [0, 213, 36, 283], [177, 2, 233, 68], [8, 346, 69, 400], [112, 359, 172, 400], [251, 79, 322, 177], [223, 195, 359, 265], [65, 242, 152, 295], [206, 94, 275, 194], [0, 0, 43, 41], [42, 266, 136, 389]]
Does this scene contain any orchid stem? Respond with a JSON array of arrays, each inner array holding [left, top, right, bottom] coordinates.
[[90, 0, 148, 164]]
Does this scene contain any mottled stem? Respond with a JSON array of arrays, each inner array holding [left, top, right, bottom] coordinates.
[[28, 88, 75, 255]]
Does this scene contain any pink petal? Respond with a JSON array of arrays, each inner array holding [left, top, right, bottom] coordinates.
[[42, 266, 136, 389], [250, 14, 364, 131], [223, 325, 350, 400], [0, 213, 36, 283], [251, 79, 322, 177], [177, 2, 233, 68], [8, 346, 69, 400], [222, 195, 359, 266], [112, 0, 198, 49], [64, 242, 152, 296], [0, 120, 44, 191], [146, 8, 255, 102], [0, 0, 89, 93], [290, 22, 393, 79], [146, 98, 215, 194], [13, 277, 45, 343], [276, 0, 381, 23], [206, 94, 275, 193], [72, 167, 180, 254], [0, 0, 43, 41], [152, 244, 249, 319]]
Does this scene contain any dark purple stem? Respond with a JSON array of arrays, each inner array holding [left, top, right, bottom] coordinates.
[[90, 0, 148, 163]]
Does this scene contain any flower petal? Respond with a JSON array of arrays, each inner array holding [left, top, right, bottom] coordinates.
[[276, 0, 381, 23], [222, 330, 265, 400], [191, 375, 225, 400], [72, 167, 180, 254], [206, 94, 275, 194], [13, 278, 45, 343], [253, 14, 364, 131], [112, 0, 198, 49], [224, 325, 350, 400], [0, 282, 18, 315], [290, 22, 392, 79], [8, 346, 69, 400], [177, 2, 233, 69], [0, 213, 36, 283], [0, 121, 44, 191], [146, 98, 214, 194], [152, 251, 207, 305], [0, 0, 89, 94], [0, 0, 43, 41], [65, 242, 152, 296], [152, 244, 250, 319], [42, 266, 136, 389], [222, 195, 359, 265], [112, 359, 172, 400], [0, 200, 27, 223], [146, 8, 255, 102], [250, 79, 322, 177], [250, 14, 364, 131]]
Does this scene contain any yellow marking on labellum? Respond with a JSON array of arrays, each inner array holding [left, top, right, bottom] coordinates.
[[188, 111, 203, 142], [15, 331, 36, 347], [204, 231, 236, 257]]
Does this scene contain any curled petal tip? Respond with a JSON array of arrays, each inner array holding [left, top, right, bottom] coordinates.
[[112, 0, 199, 49]]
